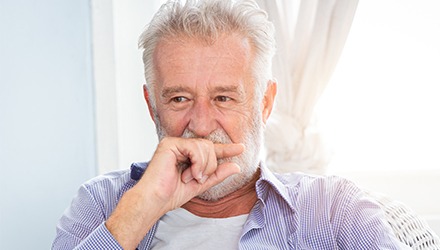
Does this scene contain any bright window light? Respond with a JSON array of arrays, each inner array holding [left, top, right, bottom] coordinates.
[[317, 0, 440, 172]]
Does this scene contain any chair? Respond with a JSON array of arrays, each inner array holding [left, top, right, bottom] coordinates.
[[368, 191, 440, 249]]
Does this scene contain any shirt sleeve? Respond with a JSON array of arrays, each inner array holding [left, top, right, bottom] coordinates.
[[51, 184, 123, 250], [335, 180, 411, 250]]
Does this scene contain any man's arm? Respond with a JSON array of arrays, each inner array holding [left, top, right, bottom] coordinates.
[[53, 137, 244, 250], [52, 184, 124, 250], [54, 138, 244, 250]]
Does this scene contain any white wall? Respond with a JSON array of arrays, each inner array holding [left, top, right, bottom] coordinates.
[[93, 0, 160, 173], [0, 0, 96, 249], [112, 0, 160, 169]]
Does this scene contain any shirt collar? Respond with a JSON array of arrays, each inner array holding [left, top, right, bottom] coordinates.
[[256, 162, 298, 211], [130, 161, 149, 181]]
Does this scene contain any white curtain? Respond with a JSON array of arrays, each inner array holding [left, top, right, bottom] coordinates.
[[257, 0, 358, 174]]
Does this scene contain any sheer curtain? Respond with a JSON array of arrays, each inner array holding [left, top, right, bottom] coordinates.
[[256, 0, 358, 174]]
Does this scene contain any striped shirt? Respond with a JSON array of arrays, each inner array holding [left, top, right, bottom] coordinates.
[[52, 162, 410, 249]]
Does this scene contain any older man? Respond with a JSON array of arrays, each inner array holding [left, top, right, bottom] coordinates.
[[52, 0, 410, 249]]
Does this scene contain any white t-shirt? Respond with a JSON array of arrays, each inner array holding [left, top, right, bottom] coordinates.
[[151, 208, 249, 249]]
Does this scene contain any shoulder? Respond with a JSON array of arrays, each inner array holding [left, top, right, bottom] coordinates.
[[258, 165, 363, 207], [81, 168, 135, 196], [275, 172, 361, 196], [265, 171, 407, 248], [78, 169, 135, 215], [83, 168, 132, 190], [272, 171, 365, 210], [273, 172, 384, 224], [53, 169, 136, 248]]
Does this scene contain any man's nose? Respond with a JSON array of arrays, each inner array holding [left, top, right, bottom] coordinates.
[[187, 98, 218, 137]]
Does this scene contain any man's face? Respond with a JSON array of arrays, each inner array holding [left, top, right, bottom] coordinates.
[[147, 34, 270, 200], [152, 34, 258, 141]]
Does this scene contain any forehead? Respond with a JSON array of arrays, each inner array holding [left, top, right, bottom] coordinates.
[[153, 34, 254, 82]]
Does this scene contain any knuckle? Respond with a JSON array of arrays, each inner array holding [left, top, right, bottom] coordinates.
[[202, 138, 214, 147]]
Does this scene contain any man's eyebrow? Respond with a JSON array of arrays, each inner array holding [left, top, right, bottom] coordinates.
[[161, 86, 192, 98], [161, 85, 244, 98], [213, 85, 243, 94]]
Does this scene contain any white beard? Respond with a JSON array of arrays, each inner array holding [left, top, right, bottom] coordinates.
[[156, 112, 263, 201]]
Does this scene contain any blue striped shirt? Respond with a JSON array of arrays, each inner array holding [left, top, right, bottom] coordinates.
[[52, 162, 410, 249]]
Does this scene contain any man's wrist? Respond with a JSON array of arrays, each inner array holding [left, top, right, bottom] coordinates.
[[105, 184, 167, 250]]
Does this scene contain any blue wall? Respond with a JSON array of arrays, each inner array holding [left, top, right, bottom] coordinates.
[[0, 0, 97, 249]]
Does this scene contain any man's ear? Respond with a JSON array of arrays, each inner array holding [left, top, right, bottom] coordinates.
[[143, 84, 156, 122], [261, 80, 277, 124]]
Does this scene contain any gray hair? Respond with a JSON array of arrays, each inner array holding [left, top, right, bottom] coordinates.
[[138, 0, 276, 113]]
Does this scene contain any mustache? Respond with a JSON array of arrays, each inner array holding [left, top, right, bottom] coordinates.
[[181, 129, 233, 144]]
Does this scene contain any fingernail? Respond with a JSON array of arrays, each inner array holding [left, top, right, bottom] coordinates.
[[197, 171, 203, 181], [200, 175, 208, 184], [182, 173, 193, 184]]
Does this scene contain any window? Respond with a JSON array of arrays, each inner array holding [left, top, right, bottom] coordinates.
[[318, 0, 440, 172], [316, 0, 440, 233]]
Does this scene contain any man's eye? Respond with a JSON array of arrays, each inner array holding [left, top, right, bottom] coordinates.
[[215, 96, 232, 102], [171, 96, 188, 103]]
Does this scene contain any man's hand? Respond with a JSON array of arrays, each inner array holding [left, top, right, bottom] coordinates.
[[144, 137, 245, 209], [106, 137, 244, 250]]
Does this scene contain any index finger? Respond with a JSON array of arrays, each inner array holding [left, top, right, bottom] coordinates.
[[214, 143, 245, 159]]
